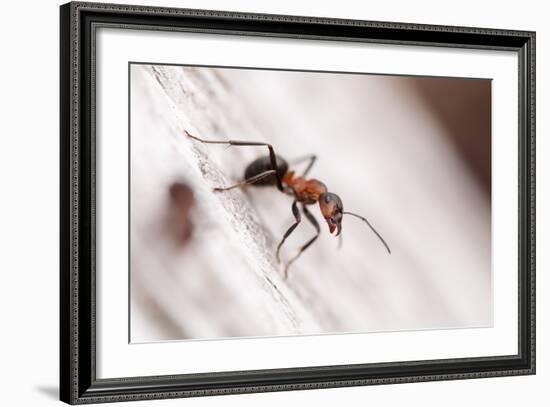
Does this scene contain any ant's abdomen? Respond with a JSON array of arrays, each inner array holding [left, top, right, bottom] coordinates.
[[244, 155, 288, 186]]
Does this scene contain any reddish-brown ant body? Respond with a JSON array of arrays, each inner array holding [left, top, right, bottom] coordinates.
[[186, 131, 390, 278]]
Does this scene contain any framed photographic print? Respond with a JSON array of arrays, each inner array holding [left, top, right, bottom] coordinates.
[[60, 1, 536, 404]]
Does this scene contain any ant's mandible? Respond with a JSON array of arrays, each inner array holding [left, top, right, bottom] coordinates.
[[186, 131, 391, 279]]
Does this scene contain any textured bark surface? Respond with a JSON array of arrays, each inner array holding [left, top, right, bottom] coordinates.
[[129, 64, 492, 342]]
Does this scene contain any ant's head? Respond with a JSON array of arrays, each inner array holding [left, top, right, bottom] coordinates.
[[319, 192, 343, 236], [320, 192, 392, 254]]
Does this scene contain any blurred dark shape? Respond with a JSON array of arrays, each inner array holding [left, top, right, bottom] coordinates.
[[412, 78, 491, 197], [165, 182, 195, 246]]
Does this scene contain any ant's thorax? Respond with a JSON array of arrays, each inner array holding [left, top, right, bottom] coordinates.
[[282, 171, 328, 205]]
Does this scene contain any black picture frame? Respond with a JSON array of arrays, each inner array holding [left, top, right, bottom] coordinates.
[[60, 1, 536, 404]]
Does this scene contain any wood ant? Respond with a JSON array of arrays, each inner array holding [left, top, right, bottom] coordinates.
[[186, 131, 390, 279]]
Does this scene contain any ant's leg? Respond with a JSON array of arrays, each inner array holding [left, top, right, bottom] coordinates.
[[185, 131, 284, 192], [213, 170, 277, 192], [283, 204, 321, 279], [276, 200, 301, 264], [289, 154, 317, 176]]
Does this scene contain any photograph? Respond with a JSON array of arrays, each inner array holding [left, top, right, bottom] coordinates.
[[129, 63, 492, 343]]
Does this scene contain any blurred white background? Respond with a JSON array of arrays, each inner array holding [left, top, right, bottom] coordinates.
[[0, 0, 547, 406], [131, 65, 492, 342]]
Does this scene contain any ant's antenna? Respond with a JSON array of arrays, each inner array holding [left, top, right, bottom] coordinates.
[[343, 211, 391, 254]]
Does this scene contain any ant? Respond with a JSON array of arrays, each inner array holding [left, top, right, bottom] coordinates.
[[186, 131, 391, 279]]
